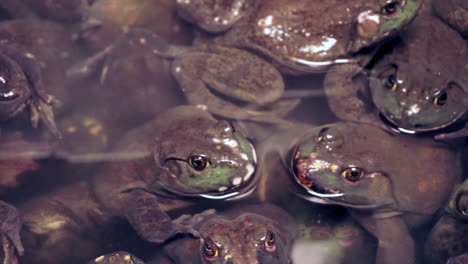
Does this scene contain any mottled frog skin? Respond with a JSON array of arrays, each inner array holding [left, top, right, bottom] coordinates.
[[290, 122, 459, 264], [162, 204, 296, 264], [325, 6, 468, 140], [165, 0, 423, 124], [5, 106, 257, 264], [433, 0, 468, 38]]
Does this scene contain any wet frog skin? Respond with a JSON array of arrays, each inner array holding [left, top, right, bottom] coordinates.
[[325, 6, 468, 140], [162, 204, 296, 264], [290, 122, 459, 264], [424, 179, 468, 264], [161, 0, 423, 124]]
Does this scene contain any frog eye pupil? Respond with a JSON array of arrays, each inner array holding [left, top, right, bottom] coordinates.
[[433, 92, 448, 106], [342, 168, 364, 182], [386, 74, 397, 91], [455, 191, 468, 216], [265, 230, 276, 250], [382, 1, 399, 15], [189, 155, 209, 171], [203, 240, 219, 258]]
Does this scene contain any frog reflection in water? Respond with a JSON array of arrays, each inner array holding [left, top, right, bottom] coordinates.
[[290, 123, 459, 264], [325, 6, 468, 139], [425, 179, 468, 264], [161, 204, 296, 264], [1, 106, 257, 264]]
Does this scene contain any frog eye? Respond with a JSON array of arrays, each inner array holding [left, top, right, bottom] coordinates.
[[455, 190, 468, 216], [264, 230, 276, 252], [433, 91, 448, 106], [381, 1, 400, 16], [0, 75, 20, 102], [189, 155, 210, 171], [203, 239, 219, 262], [386, 72, 398, 91], [341, 167, 364, 182], [315, 127, 329, 143]]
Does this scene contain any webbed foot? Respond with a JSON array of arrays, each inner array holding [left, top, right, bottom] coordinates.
[[0, 201, 23, 264]]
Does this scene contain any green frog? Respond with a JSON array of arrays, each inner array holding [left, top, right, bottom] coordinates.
[[4, 106, 257, 264], [290, 122, 460, 264], [161, 204, 296, 264], [424, 179, 468, 264], [88, 251, 145, 264], [432, 0, 468, 38], [324, 6, 468, 140]]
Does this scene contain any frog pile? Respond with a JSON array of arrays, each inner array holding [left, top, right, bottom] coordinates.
[[0, 0, 466, 264]]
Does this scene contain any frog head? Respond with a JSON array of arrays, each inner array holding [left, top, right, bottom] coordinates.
[[290, 123, 396, 209], [155, 119, 257, 199], [370, 64, 468, 132], [196, 213, 292, 264], [0, 52, 31, 120]]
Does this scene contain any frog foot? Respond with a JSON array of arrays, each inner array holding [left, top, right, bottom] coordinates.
[[0, 201, 24, 264]]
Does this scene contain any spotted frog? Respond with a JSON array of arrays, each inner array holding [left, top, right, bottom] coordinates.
[[324, 6, 468, 140], [161, 204, 296, 264], [290, 122, 460, 264], [163, 0, 423, 123], [6, 106, 257, 264]]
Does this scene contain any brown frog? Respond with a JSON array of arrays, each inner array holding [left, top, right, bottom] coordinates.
[[162, 0, 424, 123], [290, 122, 460, 264], [160, 204, 296, 264], [432, 0, 468, 38], [3, 106, 257, 264]]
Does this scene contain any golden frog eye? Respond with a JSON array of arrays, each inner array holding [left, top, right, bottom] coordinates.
[[433, 91, 448, 106], [189, 155, 210, 171], [386, 73, 398, 91], [315, 127, 329, 143], [203, 239, 219, 261], [381, 1, 400, 15], [341, 167, 364, 182], [265, 230, 276, 251]]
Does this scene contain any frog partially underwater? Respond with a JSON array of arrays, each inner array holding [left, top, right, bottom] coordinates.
[[159, 204, 296, 264], [324, 6, 468, 140], [290, 122, 460, 264], [424, 179, 468, 264], [2, 106, 257, 264]]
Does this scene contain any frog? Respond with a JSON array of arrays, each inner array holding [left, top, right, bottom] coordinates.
[[0, 201, 23, 264], [76, 0, 193, 53], [432, 0, 468, 38], [324, 5, 468, 140], [89, 251, 145, 264], [2, 105, 257, 264], [424, 179, 468, 264], [162, 0, 424, 123], [160, 203, 296, 264], [289, 122, 460, 264], [20, 0, 91, 24]]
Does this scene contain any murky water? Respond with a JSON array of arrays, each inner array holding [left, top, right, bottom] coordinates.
[[0, 1, 466, 264]]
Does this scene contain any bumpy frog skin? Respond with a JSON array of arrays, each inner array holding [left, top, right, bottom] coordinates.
[[325, 6, 468, 139], [369, 11, 468, 137], [92, 105, 257, 243], [424, 179, 468, 264], [0, 44, 59, 137], [89, 251, 144, 264], [163, 204, 296, 264], [178, 0, 423, 71], [290, 122, 458, 264]]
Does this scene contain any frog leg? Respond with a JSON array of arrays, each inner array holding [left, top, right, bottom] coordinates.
[[0, 45, 60, 138], [324, 63, 390, 131], [434, 124, 468, 140], [176, 0, 252, 33], [433, 0, 468, 38], [172, 46, 298, 125], [124, 189, 200, 244], [0, 201, 24, 264]]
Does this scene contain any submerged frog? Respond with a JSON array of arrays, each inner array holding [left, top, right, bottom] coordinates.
[[424, 179, 468, 264], [89, 251, 145, 264], [290, 122, 459, 264], [5, 106, 257, 264], [161, 204, 296, 264], [433, 0, 468, 38], [324, 7, 468, 139]]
